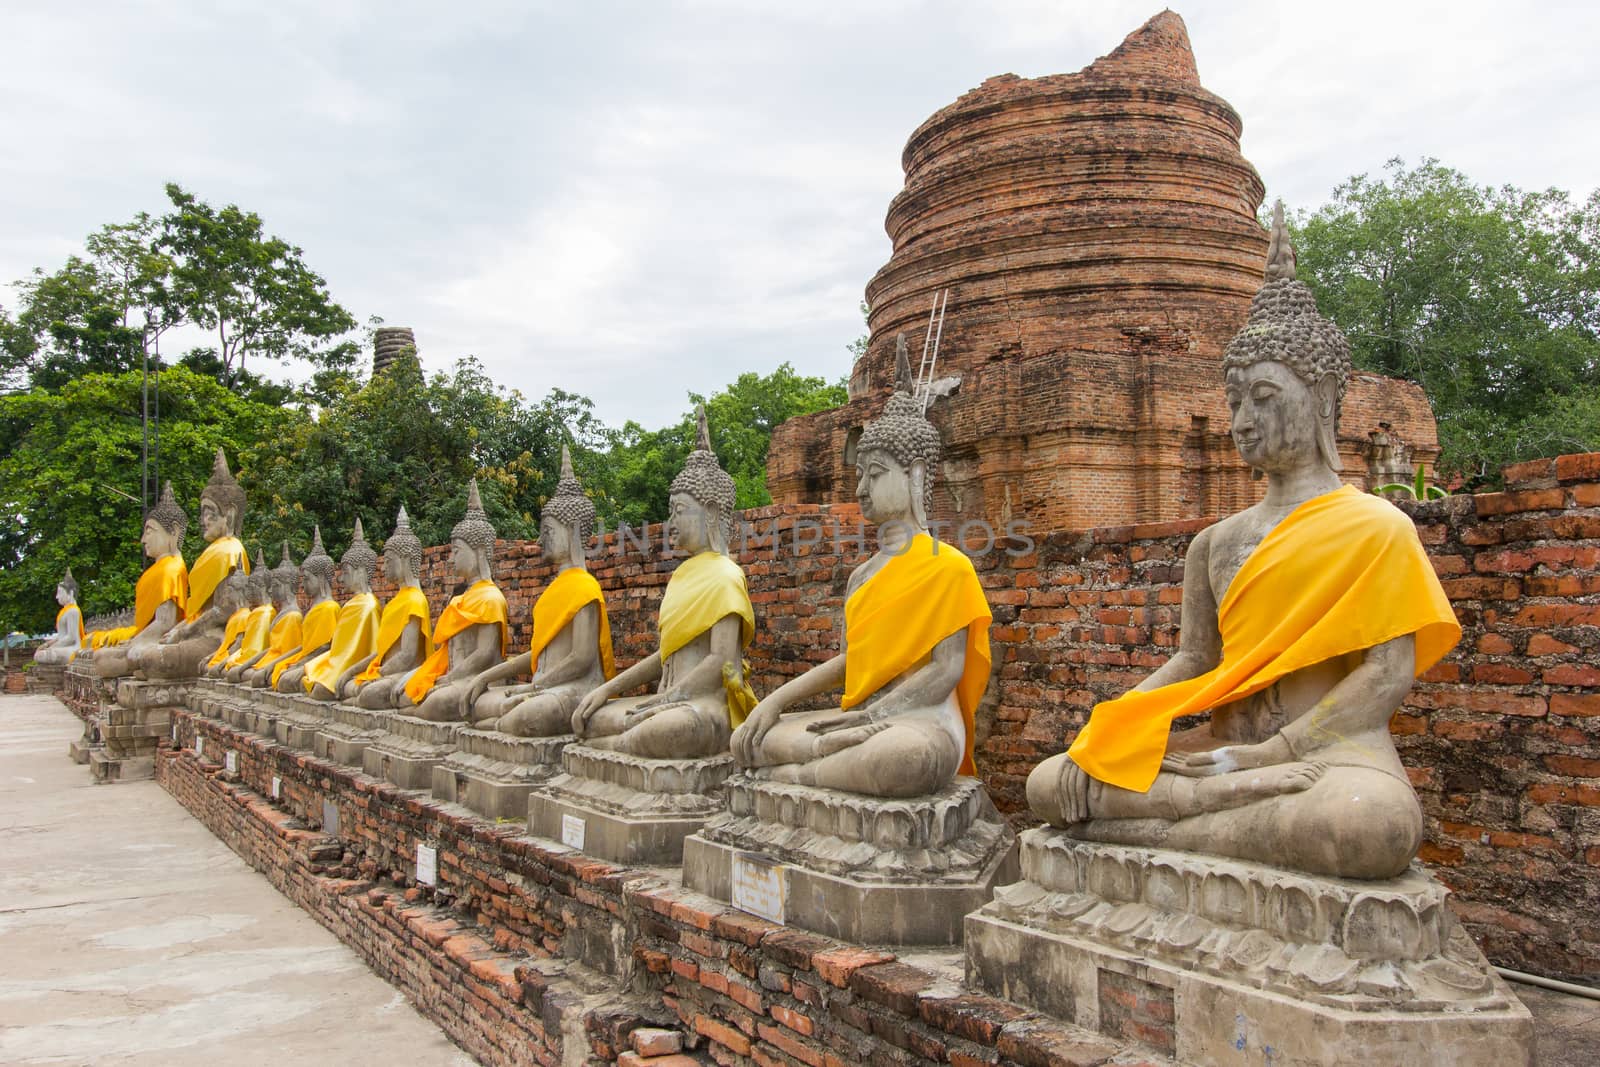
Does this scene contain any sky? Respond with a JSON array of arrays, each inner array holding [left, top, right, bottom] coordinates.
[[2, 0, 1596, 428]]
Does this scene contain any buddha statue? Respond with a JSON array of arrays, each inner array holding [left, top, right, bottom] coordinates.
[[90, 482, 190, 679], [303, 518, 381, 700], [34, 568, 85, 665], [200, 572, 252, 676], [343, 506, 433, 705], [133, 449, 250, 680], [732, 342, 992, 797], [233, 543, 302, 684], [1025, 204, 1461, 880], [210, 548, 273, 678], [394, 480, 508, 720], [271, 528, 339, 692], [465, 445, 615, 735], [571, 407, 755, 758]]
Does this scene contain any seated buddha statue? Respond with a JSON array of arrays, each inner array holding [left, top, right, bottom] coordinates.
[[34, 568, 85, 666], [231, 543, 302, 684], [134, 449, 250, 680], [732, 341, 992, 797], [200, 573, 252, 676], [1025, 205, 1461, 881], [303, 519, 381, 700], [342, 506, 433, 706], [571, 407, 755, 759], [90, 482, 190, 679], [393, 480, 509, 720], [465, 445, 615, 735], [272, 529, 340, 692], [208, 548, 273, 678]]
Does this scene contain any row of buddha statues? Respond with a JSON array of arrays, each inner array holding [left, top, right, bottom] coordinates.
[[56, 209, 1462, 884]]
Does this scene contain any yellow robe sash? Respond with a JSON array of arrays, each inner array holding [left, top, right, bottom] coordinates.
[[303, 593, 380, 693], [57, 604, 86, 642], [529, 568, 615, 679], [186, 536, 247, 621], [93, 554, 189, 647], [258, 609, 303, 666], [270, 599, 339, 688], [657, 551, 756, 727], [841, 534, 993, 776], [403, 581, 508, 704], [353, 587, 434, 686], [207, 608, 251, 669], [1068, 485, 1462, 793], [224, 604, 276, 668]]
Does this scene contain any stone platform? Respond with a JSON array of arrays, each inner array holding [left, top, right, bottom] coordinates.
[[27, 661, 66, 695], [274, 696, 332, 750], [362, 715, 463, 790], [684, 775, 1017, 945], [528, 746, 733, 865], [964, 829, 1534, 1065], [89, 678, 193, 783], [431, 729, 573, 820], [315, 703, 394, 766], [64, 662, 114, 763]]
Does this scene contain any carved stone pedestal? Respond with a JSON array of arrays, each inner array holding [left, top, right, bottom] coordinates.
[[90, 680, 191, 783], [684, 776, 1017, 944], [65, 663, 113, 763], [964, 829, 1534, 1066], [529, 746, 733, 865], [274, 697, 331, 750], [362, 716, 463, 789], [314, 704, 393, 766], [432, 730, 573, 821], [28, 662, 66, 695]]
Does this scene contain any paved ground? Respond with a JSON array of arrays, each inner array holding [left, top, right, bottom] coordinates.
[[0, 693, 473, 1066]]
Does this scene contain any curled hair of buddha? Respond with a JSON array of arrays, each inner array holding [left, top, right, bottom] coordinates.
[[385, 505, 423, 574], [301, 525, 336, 586], [452, 479, 498, 564], [669, 405, 739, 544], [271, 541, 299, 597], [1222, 201, 1353, 425], [59, 566, 79, 600], [148, 481, 189, 541], [200, 448, 247, 535], [341, 516, 377, 580], [857, 334, 942, 509], [247, 546, 270, 599], [541, 443, 596, 545]]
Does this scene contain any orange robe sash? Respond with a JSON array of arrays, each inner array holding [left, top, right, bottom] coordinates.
[[352, 586, 433, 686], [403, 580, 508, 704], [270, 599, 339, 688]]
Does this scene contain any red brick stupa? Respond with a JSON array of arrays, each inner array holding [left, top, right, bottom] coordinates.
[[768, 11, 1437, 532]]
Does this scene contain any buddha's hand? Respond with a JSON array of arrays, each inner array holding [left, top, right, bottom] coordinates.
[[623, 703, 664, 731], [806, 709, 872, 734], [465, 677, 490, 709], [571, 686, 612, 737], [1160, 734, 1294, 777], [731, 697, 783, 767]]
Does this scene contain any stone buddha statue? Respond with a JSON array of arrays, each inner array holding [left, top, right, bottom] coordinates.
[[465, 444, 615, 735], [1026, 204, 1462, 880], [232, 543, 302, 684], [90, 482, 190, 679], [133, 449, 250, 680], [34, 568, 85, 665], [571, 407, 755, 759], [732, 342, 993, 797], [272, 528, 339, 692], [343, 506, 433, 705], [210, 547, 273, 678], [394, 480, 509, 720], [303, 518, 381, 700], [200, 572, 252, 676]]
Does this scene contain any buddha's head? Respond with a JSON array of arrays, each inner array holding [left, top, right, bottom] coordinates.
[[215, 570, 249, 617], [383, 505, 423, 588], [301, 526, 336, 601], [1222, 202, 1351, 479], [199, 449, 246, 542], [541, 444, 595, 568], [340, 517, 377, 595], [668, 405, 737, 556], [450, 479, 496, 583], [246, 547, 270, 607], [856, 335, 941, 533], [270, 542, 300, 608], [57, 567, 79, 607], [143, 481, 188, 561]]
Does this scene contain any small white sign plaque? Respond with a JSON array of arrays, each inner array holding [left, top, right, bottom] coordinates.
[[171, 723, 178, 742], [322, 799, 340, 837], [730, 853, 785, 925], [225, 750, 238, 774], [194, 735, 203, 758], [416, 843, 438, 886], [560, 814, 586, 850], [271, 776, 281, 800]]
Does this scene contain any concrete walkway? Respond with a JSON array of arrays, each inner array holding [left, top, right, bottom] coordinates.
[[0, 693, 474, 1066]]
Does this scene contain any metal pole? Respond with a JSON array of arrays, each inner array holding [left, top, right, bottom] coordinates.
[[151, 333, 160, 496], [141, 330, 150, 521]]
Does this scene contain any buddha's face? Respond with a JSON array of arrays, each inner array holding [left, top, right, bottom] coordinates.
[[271, 576, 295, 606], [541, 517, 573, 562], [1225, 361, 1323, 475], [200, 498, 233, 542], [219, 584, 246, 615], [142, 519, 178, 560], [855, 448, 914, 526], [303, 570, 331, 600], [56, 584, 72, 607], [384, 546, 416, 587], [667, 493, 714, 555], [450, 538, 481, 581]]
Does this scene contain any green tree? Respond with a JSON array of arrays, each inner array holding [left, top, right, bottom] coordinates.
[[1291, 158, 1600, 482], [160, 183, 359, 385], [0, 366, 304, 634]]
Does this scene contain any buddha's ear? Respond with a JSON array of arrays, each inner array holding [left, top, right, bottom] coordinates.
[[1314, 375, 1343, 472], [909, 459, 929, 524]]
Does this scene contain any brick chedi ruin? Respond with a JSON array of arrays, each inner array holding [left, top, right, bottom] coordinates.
[[768, 12, 1440, 531]]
